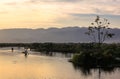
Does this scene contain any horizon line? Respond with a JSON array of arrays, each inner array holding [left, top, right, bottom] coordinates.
[[0, 26, 120, 30]]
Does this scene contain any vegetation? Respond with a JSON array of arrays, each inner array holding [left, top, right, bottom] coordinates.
[[71, 16, 120, 67], [30, 43, 81, 53], [0, 43, 30, 48], [85, 16, 114, 46], [72, 43, 120, 67]]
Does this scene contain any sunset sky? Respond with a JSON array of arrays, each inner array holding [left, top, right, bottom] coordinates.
[[0, 0, 120, 29]]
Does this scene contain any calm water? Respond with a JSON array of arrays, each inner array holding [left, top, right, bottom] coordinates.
[[0, 47, 120, 79]]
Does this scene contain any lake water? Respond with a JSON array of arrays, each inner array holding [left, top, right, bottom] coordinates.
[[0, 47, 120, 79]]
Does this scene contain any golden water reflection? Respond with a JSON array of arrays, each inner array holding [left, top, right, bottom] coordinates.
[[0, 47, 120, 79], [0, 47, 80, 79]]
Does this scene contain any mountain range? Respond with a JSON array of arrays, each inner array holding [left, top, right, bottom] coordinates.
[[0, 27, 119, 43]]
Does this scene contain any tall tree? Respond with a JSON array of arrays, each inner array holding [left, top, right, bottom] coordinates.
[[85, 16, 115, 46]]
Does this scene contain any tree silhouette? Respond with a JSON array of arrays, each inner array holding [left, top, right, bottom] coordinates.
[[85, 16, 115, 46]]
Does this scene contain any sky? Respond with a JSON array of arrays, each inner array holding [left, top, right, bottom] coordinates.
[[0, 0, 120, 29]]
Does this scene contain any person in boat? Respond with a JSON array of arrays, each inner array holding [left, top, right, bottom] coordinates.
[[11, 47, 14, 52], [24, 49, 28, 57]]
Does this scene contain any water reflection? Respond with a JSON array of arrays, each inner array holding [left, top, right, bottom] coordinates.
[[72, 63, 120, 79], [0, 47, 120, 79], [37, 52, 72, 58], [24, 53, 28, 58]]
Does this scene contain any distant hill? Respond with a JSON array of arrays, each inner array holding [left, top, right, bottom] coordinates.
[[0, 27, 119, 43]]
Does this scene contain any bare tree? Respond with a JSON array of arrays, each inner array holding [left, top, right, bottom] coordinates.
[[85, 16, 115, 46]]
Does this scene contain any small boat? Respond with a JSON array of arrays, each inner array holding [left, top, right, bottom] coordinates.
[[22, 51, 25, 54]]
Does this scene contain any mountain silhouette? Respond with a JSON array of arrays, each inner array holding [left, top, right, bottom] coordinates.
[[0, 27, 119, 43]]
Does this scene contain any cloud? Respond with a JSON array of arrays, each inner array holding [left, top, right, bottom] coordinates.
[[0, 0, 120, 29], [28, 0, 80, 3], [68, 13, 120, 28], [4, 2, 18, 6], [0, 11, 8, 14], [3, 0, 120, 15]]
